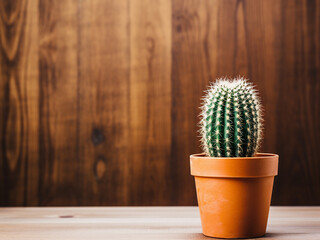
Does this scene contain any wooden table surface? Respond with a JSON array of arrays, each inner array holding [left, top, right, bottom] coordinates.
[[0, 207, 319, 240]]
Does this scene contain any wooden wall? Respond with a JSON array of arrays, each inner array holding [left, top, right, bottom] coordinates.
[[0, 0, 319, 206]]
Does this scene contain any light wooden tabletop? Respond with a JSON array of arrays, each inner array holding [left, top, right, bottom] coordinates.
[[0, 207, 319, 240]]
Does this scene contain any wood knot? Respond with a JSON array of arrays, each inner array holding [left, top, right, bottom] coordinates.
[[59, 215, 73, 218], [91, 128, 105, 146], [146, 37, 155, 53], [94, 158, 106, 180]]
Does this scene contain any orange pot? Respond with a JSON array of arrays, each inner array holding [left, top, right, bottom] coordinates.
[[190, 153, 278, 239]]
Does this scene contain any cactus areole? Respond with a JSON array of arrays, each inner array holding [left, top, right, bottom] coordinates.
[[200, 77, 262, 157]]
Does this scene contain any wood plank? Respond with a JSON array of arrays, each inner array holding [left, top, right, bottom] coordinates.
[[78, 0, 130, 205], [0, 207, 319, 239], [273, 0, 320, 205], [0, 0, 39, 206], [38, 0, 79, 205], [129, 0, 172, 205], [171, 0, 212, 205]]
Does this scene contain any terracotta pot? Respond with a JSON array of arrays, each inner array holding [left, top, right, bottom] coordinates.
[[190, 153, 278, 239]]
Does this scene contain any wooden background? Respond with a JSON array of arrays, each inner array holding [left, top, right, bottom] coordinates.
[[0, 0, 319, 206]]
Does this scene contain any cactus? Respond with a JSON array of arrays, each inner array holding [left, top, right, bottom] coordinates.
[[200, 77, 263, 157]]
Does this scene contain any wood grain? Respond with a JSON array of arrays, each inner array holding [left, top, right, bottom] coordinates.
[[171, 0, 212, 205], [273, 0, 320, 205], [0, 0, 320, 206], [0, 0, 39, 206], [38, 0, 79, 206], [79, 0, 130, 206], [0, 207, 319, 240], [129, 0, 172, 205]]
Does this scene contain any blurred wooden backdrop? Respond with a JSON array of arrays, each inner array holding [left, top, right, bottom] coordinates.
[[0, 0, 319, 206]]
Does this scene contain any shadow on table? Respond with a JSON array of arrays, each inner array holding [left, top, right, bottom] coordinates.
[[190, 232, 305, 239]]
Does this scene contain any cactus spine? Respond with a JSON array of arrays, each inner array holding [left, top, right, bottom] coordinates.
[[200, 77, 262, 157]]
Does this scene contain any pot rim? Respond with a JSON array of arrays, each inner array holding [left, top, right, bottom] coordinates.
[[190, 153, 279, 178]]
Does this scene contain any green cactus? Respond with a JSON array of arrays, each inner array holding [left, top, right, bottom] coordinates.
[[200, 77, 263, 157]]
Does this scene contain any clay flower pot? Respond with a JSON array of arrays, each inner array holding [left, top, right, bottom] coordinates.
[[190, 153, 279, 239]]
